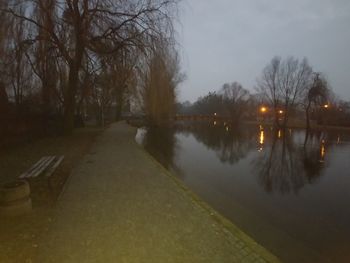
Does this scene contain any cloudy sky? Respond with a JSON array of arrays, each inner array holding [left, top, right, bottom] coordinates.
[[177, 0, 350, 102]]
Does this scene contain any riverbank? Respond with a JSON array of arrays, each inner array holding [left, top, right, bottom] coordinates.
[[28, 122, 278, 262], [245, 120, 350, 131]]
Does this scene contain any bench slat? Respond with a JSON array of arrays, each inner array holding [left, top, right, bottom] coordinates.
[[19, 155, 64, 179], [24, 156, 51, 178], [28, 156, 55, 178], [19, 157, 48, 179], [45, 156, 64, 178]]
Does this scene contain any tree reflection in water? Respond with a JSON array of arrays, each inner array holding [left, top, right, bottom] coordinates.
[[176, 122, 256, 164], [142, 125, 178, 170], [253, 127, 327, 194], [139, 122, 349, 195]]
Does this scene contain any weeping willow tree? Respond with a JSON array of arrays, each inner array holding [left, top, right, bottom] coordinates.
[[140, 41, 184, 126], [3, 0, 180, 134]]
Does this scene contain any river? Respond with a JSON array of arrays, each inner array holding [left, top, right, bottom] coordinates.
[[136, 121, 350, 263]]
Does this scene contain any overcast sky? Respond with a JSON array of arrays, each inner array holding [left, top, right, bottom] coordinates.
[[177, 0, 350, 102]]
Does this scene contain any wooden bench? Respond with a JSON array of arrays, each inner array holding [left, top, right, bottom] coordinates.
[[19, 156, 64, 179]]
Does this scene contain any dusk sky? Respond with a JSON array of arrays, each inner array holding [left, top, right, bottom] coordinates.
[[177, 0, 350, 102]]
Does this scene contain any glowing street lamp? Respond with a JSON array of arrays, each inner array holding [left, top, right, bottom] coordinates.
[[260, 106, 267, 113], [323, 104, 329, 109], [278, 110, 284, 114]]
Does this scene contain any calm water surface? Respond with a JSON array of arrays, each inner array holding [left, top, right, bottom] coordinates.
[[136, 122, 350, 263]]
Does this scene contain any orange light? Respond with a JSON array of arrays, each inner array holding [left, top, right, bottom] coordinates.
[[320, 141, 326, 162], [260, 107, 267, 113], [321, 144, 325, 159], [260, 130, 265, 145], [278, 130, 282, 138], [324, 104, 329, 109], [278, 110, 284, 114]]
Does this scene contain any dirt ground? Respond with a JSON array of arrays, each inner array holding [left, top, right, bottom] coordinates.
[[0, 126, 103, 263]]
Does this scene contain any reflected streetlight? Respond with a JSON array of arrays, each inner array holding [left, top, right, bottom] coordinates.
[[320, 140, 326, 163], [259, 130, 265, 152], [260, 130, 264, 144]]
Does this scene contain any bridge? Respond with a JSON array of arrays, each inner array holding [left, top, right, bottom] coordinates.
[[174, 114, 229, 121]]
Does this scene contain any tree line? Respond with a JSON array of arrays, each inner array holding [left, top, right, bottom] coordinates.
[[0, 0, 183, 136], [178, 56, 350, 129]]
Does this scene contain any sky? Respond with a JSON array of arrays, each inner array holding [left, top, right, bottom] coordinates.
[[177, 0, 350, 103]]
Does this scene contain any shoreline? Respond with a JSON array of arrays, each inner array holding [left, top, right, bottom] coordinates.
[[136, 138, 280, 262], [34, 121, 280, 262]]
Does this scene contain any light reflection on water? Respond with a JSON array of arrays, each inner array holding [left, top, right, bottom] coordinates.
[[136, 122, 350, 263]]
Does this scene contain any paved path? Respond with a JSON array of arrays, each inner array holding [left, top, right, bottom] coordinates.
[[36, 122, 280, 263]]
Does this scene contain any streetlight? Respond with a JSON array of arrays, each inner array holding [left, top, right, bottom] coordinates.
[[260, 106, 267, 113]]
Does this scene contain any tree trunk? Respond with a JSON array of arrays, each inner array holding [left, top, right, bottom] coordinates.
[[274, 107, 280, 128], [283, 110, 289, 128], [0, 82, 8, 106], [115, 90, 123, 121], [115, 102, 122, 121], [63, 91, 75, 135], [62, 31, 84, 134], [305, 101, 311, 131], [63, 61, 79, 135]]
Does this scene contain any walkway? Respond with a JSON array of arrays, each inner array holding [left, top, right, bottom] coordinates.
[[36, 122, 279, 263]]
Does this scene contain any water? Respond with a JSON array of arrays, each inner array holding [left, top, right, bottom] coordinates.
[[136, 122, 350, 263]]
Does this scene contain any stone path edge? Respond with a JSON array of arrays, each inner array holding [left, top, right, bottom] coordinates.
[[133, 126, 281, 263]]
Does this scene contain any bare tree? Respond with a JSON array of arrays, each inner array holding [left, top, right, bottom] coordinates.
[[140, 39, 184, 126], [0, 0, 10, 110], [4, 0, 179, 133], [2, 10, 35, 111], [104, 47, 139, 121], [305, 73, 329, 131], [31, 0, 58, 115], [256, 56, 313, 127], [192, 92, 223, 115], [220, 82, 250, 122]]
